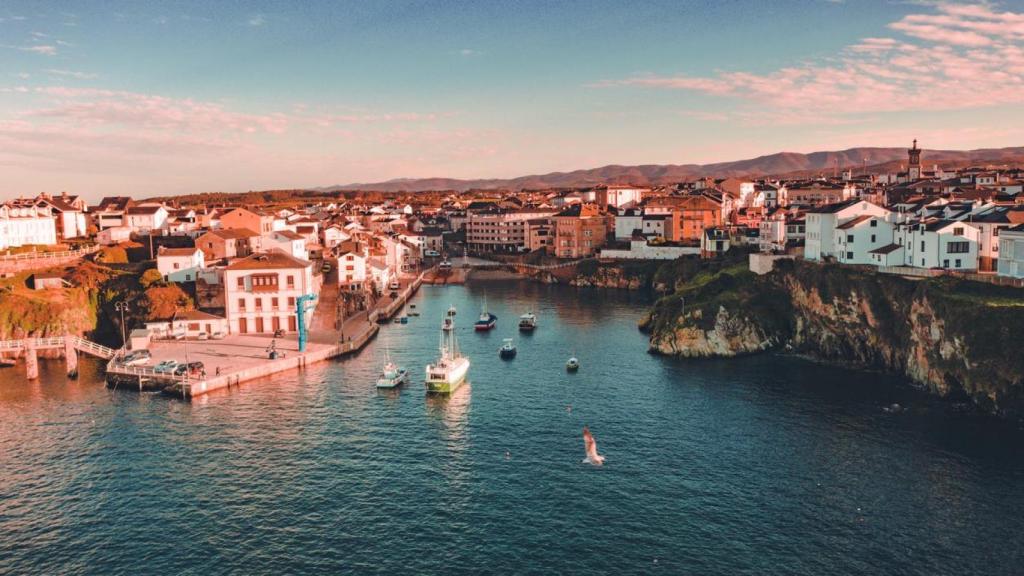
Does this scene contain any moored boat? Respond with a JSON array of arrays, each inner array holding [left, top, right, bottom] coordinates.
[[566, 356, 580, 372], [474, 297, 496, 331], [518, 312, 537, 331], [376, 356, 409, 389], [499, 338, 517, 359], [426, 313, 471, 394]]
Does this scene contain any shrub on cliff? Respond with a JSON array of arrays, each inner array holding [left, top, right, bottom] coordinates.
[[95, 246, 128, 264], [140, 268, 164, 289], [142, 284, 194, 321]]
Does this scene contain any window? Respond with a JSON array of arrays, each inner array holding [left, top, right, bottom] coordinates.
[[947, 241, 969, 254], [847, 234, 854, 243], [237, 277, 245, 288], [288, 296, 295, 307], [943, 259, 949, 268], [238, 298, 246, 311], [272, 297, 279, 310], [955, 259, 962, 268], [846, 252, 853, 260], [173, 263, 180, 270], [870, 220, 877, 227], [920, 241, 925, 252], [953, 227, 964, 236], [287, 275, 295, 288]]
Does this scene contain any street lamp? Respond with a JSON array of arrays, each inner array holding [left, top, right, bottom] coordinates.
[[172, 308, 191, 398], [114, 301, 129, 354]]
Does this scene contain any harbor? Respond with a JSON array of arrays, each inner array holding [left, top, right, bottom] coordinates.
[[104, 274, 424, 399]]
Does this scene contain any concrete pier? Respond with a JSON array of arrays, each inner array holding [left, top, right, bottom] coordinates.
[[64, 334, 78, 378], [24, 343, 38, 380]]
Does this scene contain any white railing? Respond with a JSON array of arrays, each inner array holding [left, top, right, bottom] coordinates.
[[0, 245, 99, 262], [0, 335, 116, 359]]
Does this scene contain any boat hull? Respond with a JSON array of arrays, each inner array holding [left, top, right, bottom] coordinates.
[[425, 358, 470, 394], [499, 349, 517, 359], [376, 370, 409, 389]]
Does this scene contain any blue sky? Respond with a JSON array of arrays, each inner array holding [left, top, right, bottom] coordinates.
[[1, 1, 1023, 199]]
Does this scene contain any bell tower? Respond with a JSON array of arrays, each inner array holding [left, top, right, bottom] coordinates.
[[908, 138, 922, 181]]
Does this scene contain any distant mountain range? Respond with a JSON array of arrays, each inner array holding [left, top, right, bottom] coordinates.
[[321, 146, 1024, 192]]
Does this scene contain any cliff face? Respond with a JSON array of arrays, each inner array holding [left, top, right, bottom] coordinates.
[[645, 260, 1024, 415], [569, 264, 649, 290]]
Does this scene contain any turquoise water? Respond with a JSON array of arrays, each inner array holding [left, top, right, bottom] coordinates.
[[2, 281, 1024, 575]]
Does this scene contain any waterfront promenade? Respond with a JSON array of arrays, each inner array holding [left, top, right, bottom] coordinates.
[[106, 273, 424, 399]]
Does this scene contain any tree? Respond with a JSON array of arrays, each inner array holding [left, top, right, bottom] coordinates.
[[140, 268, 164, 289], [143, 284, 194, 321]]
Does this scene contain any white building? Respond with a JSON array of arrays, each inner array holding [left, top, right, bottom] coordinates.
[[834, 215, 895, 265], [223, 249, 318, 335], [156, 246, 206, 283], [997, 224, 1024, 278], [614, 208, 644, 240], [125, 205, 168, 234], [97, 226, 132, 246], [895, 219, 979, 270], [336, 248, 368, 291], [805, 200, 890, 261], [0, 203, 58, 249], [265, 230, 309, 261]]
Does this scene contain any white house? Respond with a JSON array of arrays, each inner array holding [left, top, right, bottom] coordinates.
[[265, 230, 309, 261], [0, 202, 58, 249], [97, 226, 132, 246], [336, 248, 368, 291], [895, 219, 979, 270], [614, 208, 644, 240], [322, 225, 351, 249], [805, 200, 890, 261], [156, 246, 206, 283], [223, 249, 317, 335], [834, 215, 895, 265], [125, 205, 169, 234], [997, 224, 1024, 278], [368, 258, 392, 293]]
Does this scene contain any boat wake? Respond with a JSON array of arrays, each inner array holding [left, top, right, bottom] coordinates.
[[582, 426, 605, 466]]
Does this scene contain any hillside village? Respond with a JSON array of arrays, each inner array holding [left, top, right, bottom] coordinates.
[[3, 140, 1024, 345]]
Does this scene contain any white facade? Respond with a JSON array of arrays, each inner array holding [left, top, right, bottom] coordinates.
[[0, 204, 58, 249], [997, 226, 1024, 278], [156, 247, 206, 283], [223, 250, 317, 335], [834, 216, 895, 265], [614, 211, 644, 240], [337, 249, 368, 290], [599, 239, 699, 260], [895, 220, 979, 270], [805, 201, 890, 261], [97, 226, 132, 246], [125, 205, 168, 234]]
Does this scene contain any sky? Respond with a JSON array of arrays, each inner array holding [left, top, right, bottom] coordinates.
[[1, 0, 1023, 201]]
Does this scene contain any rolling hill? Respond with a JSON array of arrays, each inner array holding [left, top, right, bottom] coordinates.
[[322, 146, 1024, 192]]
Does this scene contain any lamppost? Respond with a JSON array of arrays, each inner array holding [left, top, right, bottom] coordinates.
[[114, 301, 129, 355], [172, 308, 191, 398]]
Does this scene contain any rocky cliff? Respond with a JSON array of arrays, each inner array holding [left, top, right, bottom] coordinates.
[[643, 260, 1024, 415]]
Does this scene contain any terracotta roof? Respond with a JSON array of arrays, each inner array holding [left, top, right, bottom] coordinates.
[[158, 247, 201, 257], [275, 230, 304, 240], [836, 215, 874, 230], [206, 228, 259, 240], [225, 249, 311, 271], [127, 205, 165, 215], [869, 243, 903, 255]]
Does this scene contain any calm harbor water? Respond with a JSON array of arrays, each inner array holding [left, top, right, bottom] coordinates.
[[2, 281, 1024, 575]]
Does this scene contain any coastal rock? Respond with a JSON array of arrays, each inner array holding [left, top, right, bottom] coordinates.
[[646, 260, 1024, 415]]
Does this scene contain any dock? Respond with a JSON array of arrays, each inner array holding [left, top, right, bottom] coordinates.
[[105, 273, 424, 399]]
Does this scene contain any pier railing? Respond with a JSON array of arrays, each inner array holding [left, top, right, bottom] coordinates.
[[0, 335, 116, 359], [0, 245, 99, 261]]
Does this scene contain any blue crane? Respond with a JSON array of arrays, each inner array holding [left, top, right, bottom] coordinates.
[[296, 293, 317, 352]]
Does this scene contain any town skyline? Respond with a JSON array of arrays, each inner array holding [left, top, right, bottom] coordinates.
[[2, 0, 1024, 199]]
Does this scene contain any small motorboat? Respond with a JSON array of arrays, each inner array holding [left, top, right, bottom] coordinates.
[[376, 349, 409, 389], [447, 304, 457, 317], [442, 316, 455, 332], [407, 310, 420, 317], [518, 312, 537, 332], [566, 356, 580, 372], [400, 316, 409, 324], [499, 338, 517, 360]]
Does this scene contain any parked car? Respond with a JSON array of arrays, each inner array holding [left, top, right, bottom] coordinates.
[[173, 361, 204, 377], [321, 262, 332, 273], [122, 350, 152, 366], [424, 249, 441, 258], [389, 281, 401, 290], [153, 360, 179, 374], [197, 332, 209, 341], [211, 331, 226, 340]]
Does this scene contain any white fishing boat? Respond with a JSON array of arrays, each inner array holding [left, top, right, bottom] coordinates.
[[426, 313, 471, 394], [518, 312, 537, 331], [376, 348, 408, 388]]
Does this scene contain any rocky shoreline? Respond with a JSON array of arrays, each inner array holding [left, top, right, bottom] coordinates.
[[641, 258, 1024, 416]]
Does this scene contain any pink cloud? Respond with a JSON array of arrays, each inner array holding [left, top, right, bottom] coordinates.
[[597, 2, 1024, 123]]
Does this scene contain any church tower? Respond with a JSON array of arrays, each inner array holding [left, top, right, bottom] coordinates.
[[908, 138, 922, 181]]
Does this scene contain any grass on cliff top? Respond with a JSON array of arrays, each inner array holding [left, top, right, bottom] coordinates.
[[924, 277, 1024, 307]]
